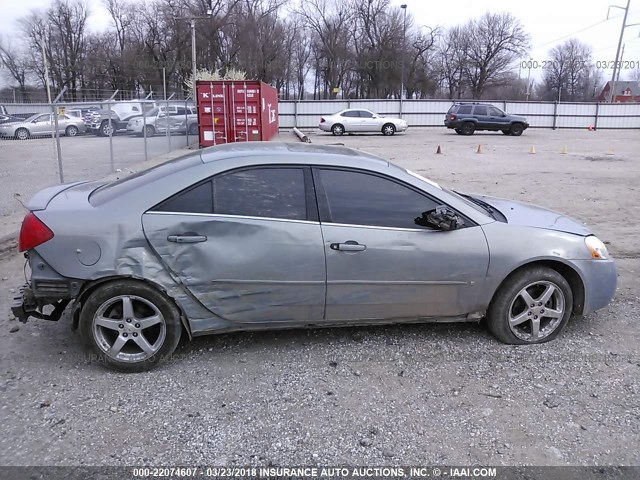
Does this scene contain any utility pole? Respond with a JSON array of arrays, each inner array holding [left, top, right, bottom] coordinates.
[[400, 4, 407, 109], [175, 1, 213, 104], [607, 0, 631, 102]]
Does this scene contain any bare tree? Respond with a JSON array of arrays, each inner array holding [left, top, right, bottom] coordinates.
[[297, 0, 355, 99], [436, 25, 469, 99], [540, 38, 593, 101], [0, 39, 31, 100], [463, 12, 529, 99]]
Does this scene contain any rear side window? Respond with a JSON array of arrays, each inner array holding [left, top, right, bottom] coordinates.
[[213, 168, 306, 220], [457, 105, 472, 114], [317, 169, 438, 229], [473, 105, 488, 116], [156, 181, 213, 214], [341, 111, 359, 117]]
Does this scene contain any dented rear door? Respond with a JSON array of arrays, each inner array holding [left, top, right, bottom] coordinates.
[[141, 166, 326, 324]]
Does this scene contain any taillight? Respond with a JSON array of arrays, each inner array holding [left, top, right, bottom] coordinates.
[[18, 212, 54, 252], [450, 114, 457, 120], [320, 117, 325, 123]]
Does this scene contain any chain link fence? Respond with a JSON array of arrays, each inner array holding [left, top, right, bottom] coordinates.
[[0, 99, 198, 219]]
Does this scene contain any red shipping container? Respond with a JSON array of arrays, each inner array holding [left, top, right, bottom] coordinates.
[[196, 80, 279, 147]]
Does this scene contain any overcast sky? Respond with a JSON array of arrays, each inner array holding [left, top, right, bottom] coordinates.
[[1, 0, 639, 88]]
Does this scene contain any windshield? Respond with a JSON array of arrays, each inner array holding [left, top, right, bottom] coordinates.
[[447, 189, 495, 218], [143, 107, 160, 117]]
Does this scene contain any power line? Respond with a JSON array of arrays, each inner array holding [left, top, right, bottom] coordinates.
[[532, 17, 618, 50]]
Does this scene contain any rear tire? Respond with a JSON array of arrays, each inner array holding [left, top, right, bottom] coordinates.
[[331, 124, 345, 136], [455, 129, 463, 135], [501, 130, 511, 135], [78, 280, 182, 372], [382, 123, 396, 136], [15, 128, 30, 140], [460, 122, 475, 135], [487, 266, 573, 345]]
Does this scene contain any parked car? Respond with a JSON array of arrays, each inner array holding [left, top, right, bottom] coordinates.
[[445, 103, 529, 136], [126, 105, 197, 136], [87, 101, 153, 136], [319, 108, 408, 136], [0, 113, 86, 140], [0, 114, 24, 124], [12, 143, 616, 371]]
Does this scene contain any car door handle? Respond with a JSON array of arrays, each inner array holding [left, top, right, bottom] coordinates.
[[167, 234, 207, 243], [330, 241, 366, 252]]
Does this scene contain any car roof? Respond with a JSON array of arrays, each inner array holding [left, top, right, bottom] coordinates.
[[199, 141, 389, 167]]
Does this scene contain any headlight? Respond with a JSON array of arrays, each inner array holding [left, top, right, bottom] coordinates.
[[585, 235, 609, 260]]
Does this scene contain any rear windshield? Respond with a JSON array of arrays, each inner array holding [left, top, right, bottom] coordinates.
[[89, 152, 202, 206]]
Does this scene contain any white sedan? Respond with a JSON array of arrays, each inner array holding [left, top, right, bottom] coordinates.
[[319, 108, 408, 136]]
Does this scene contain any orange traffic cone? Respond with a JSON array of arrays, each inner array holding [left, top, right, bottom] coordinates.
[[436, 145, 442, 154], [476, 144, 483, 154]]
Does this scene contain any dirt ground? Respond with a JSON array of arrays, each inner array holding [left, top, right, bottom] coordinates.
[[0, 127, 638, 467]]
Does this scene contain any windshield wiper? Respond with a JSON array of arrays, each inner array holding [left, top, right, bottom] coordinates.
[[453, 191, 496, 219]]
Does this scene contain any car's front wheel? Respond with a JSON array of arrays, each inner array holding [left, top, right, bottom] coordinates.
[[510, 123, 524, 136], [382, 123, 396, 136], [65, 125, 79, 137], [487, 266, 573, 345], [331, 124, 345, 136], [79, 280, 182, 372], [144, 125, 156, 137]]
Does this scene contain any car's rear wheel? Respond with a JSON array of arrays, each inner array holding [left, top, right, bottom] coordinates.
[[79, 280, 182, 372], [65, 125, 79, 137], [510, 123, 524, 136], [501, 130, 511, 135], [15, 128, 30, 140], [460, 122, 475, 135], [487, 266, 573, 345], [382, 123, 396, 136], [331, 124, 345, 136], [455, 129, 463, 135], [144, 125, 156, 137]]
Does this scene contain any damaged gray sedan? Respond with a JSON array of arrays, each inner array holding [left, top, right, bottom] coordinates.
[[12, 143, 616, 371]]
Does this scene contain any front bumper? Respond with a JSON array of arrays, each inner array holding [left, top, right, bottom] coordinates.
[[572, 258, 617, 315]]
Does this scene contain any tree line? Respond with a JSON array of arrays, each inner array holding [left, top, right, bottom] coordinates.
[[0, 0, 618, 102]]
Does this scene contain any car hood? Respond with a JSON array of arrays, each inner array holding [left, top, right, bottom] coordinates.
[[510, 115, 528, 123], [471, 194, 591, 236]]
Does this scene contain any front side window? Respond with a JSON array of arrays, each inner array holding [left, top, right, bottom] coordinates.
[[317, 169, 438, 229], [489, 106, 504, 116], [358, 110, 374, 118]]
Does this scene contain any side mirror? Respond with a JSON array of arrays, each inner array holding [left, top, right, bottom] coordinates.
[[415, 206, 464, 231]]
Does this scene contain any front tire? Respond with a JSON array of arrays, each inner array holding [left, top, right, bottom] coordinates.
[[65, 125, 79, 137], [382, 123, 396, 136], [99, 121, 114, 137], [144, 125, 156, 137], [79, 280, 182, 372], [331, 124, 345, 136], [510, 123, 524, 136], [487, 266, 573, 345]]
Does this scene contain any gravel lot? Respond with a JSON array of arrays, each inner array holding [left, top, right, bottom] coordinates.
[[0, 127, 639, 467]]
